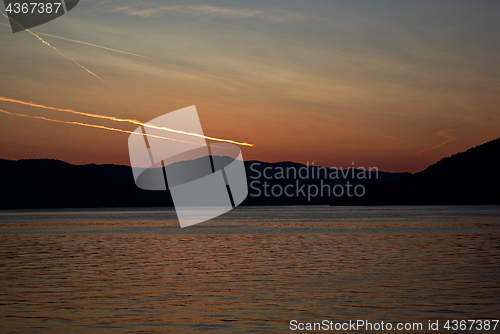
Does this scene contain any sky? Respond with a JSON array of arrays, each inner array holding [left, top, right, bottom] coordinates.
[[0, 0, 499, 172]]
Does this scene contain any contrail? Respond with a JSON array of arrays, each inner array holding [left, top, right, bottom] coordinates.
[[0, 22, 149, 59], [0, 108, 203, 145], [36, 31, 151, 59], [0, 96, 255, 147], [27, 29, 108, 85], [0, 12, 107, 84]]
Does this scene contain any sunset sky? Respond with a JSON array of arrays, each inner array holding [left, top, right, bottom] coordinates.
[[0, 0, 499, 172]]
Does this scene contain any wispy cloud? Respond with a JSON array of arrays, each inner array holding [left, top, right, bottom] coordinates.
[[105, 5, 313, 22], [378, 134, 405, 141], [417, 129, 456, 155]]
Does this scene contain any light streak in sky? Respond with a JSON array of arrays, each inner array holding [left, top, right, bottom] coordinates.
[[35, 31, 151, 59], [0, 22, 150, 59], [0, 97, 255, 147], [0, 12, 107, 84], [0, 108, 202, 145]]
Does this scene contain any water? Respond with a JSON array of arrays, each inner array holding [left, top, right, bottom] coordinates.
[[0, 206, 499, 333]]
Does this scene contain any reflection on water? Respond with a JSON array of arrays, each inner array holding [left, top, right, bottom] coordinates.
[[0, 206, 499, 333]]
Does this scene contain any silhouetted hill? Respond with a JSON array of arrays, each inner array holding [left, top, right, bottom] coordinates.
[[331, 138, 500, 206], [0, 158, 408, 209], [0, 159, 174, 209]]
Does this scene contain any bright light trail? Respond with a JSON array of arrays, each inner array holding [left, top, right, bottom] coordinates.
[[0, 97, 255, 147], [0, 108, 202, 145]]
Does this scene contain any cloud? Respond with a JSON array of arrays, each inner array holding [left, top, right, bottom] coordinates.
[[378, 134, 405, 141], [417, 129, 456, 155], [105, 5, 313, 22]]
